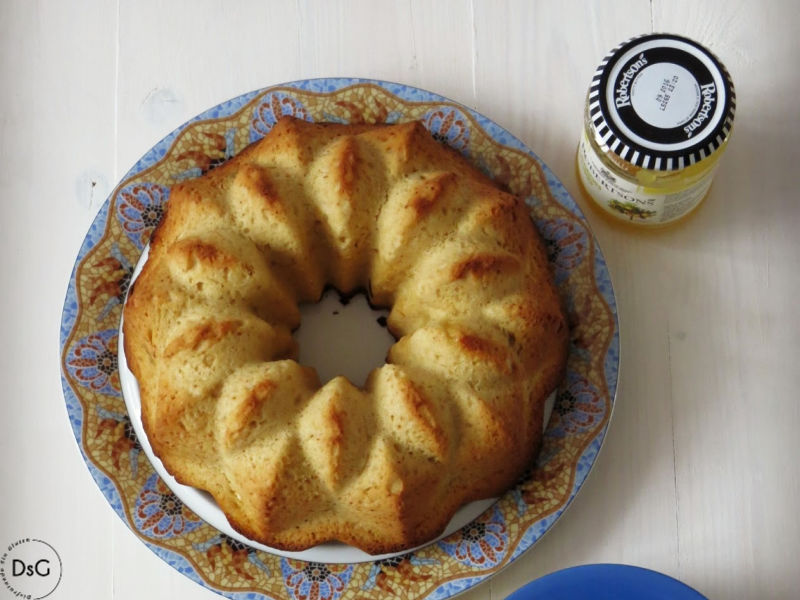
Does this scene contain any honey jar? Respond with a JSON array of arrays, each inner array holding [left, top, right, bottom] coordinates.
[[577, 33, 736, 226]]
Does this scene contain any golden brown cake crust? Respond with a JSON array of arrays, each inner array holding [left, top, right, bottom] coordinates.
[[122, 116, 568, 554]]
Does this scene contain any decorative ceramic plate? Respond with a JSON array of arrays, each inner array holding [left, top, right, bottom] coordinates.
[[60, 78, 619, 600]]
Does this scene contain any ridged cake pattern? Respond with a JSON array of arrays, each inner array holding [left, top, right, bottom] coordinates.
[[122, 116, 568, 554]]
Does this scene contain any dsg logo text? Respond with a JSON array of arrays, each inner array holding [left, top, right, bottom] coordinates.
[[0, 539, 62, 599]]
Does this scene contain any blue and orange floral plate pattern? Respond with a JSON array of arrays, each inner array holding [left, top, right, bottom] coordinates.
[[59, 79, 619, 600]]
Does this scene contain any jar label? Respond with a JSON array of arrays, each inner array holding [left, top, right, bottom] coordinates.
[[577, 131, 714, 225]]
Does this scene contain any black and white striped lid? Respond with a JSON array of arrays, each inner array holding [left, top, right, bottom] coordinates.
[[588, 33, 736, 171]]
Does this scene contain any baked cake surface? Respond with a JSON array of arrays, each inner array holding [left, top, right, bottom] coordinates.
[[122, 116, 568, 554]]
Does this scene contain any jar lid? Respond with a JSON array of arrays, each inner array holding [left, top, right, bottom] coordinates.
[[588, 33, 735, 171]]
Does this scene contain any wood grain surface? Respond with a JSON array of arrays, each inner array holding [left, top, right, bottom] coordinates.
[[1, 1, 798, 598]]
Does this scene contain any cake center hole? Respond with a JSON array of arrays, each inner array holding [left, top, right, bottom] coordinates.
[[295, 289, 394, 388]]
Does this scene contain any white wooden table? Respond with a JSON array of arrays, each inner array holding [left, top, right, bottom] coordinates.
[[2, 1, 798, 598]]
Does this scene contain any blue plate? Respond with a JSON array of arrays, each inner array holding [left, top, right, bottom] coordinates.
[[506, 564, 707, 599]]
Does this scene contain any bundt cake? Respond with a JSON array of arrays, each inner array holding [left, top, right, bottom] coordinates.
[[122, 116, 568, 554]]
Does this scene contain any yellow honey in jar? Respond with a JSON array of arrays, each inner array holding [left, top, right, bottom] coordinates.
[[577, 34, 736, 226]]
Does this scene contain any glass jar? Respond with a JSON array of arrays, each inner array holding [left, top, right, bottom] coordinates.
[[576, 33, 736, 226]]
